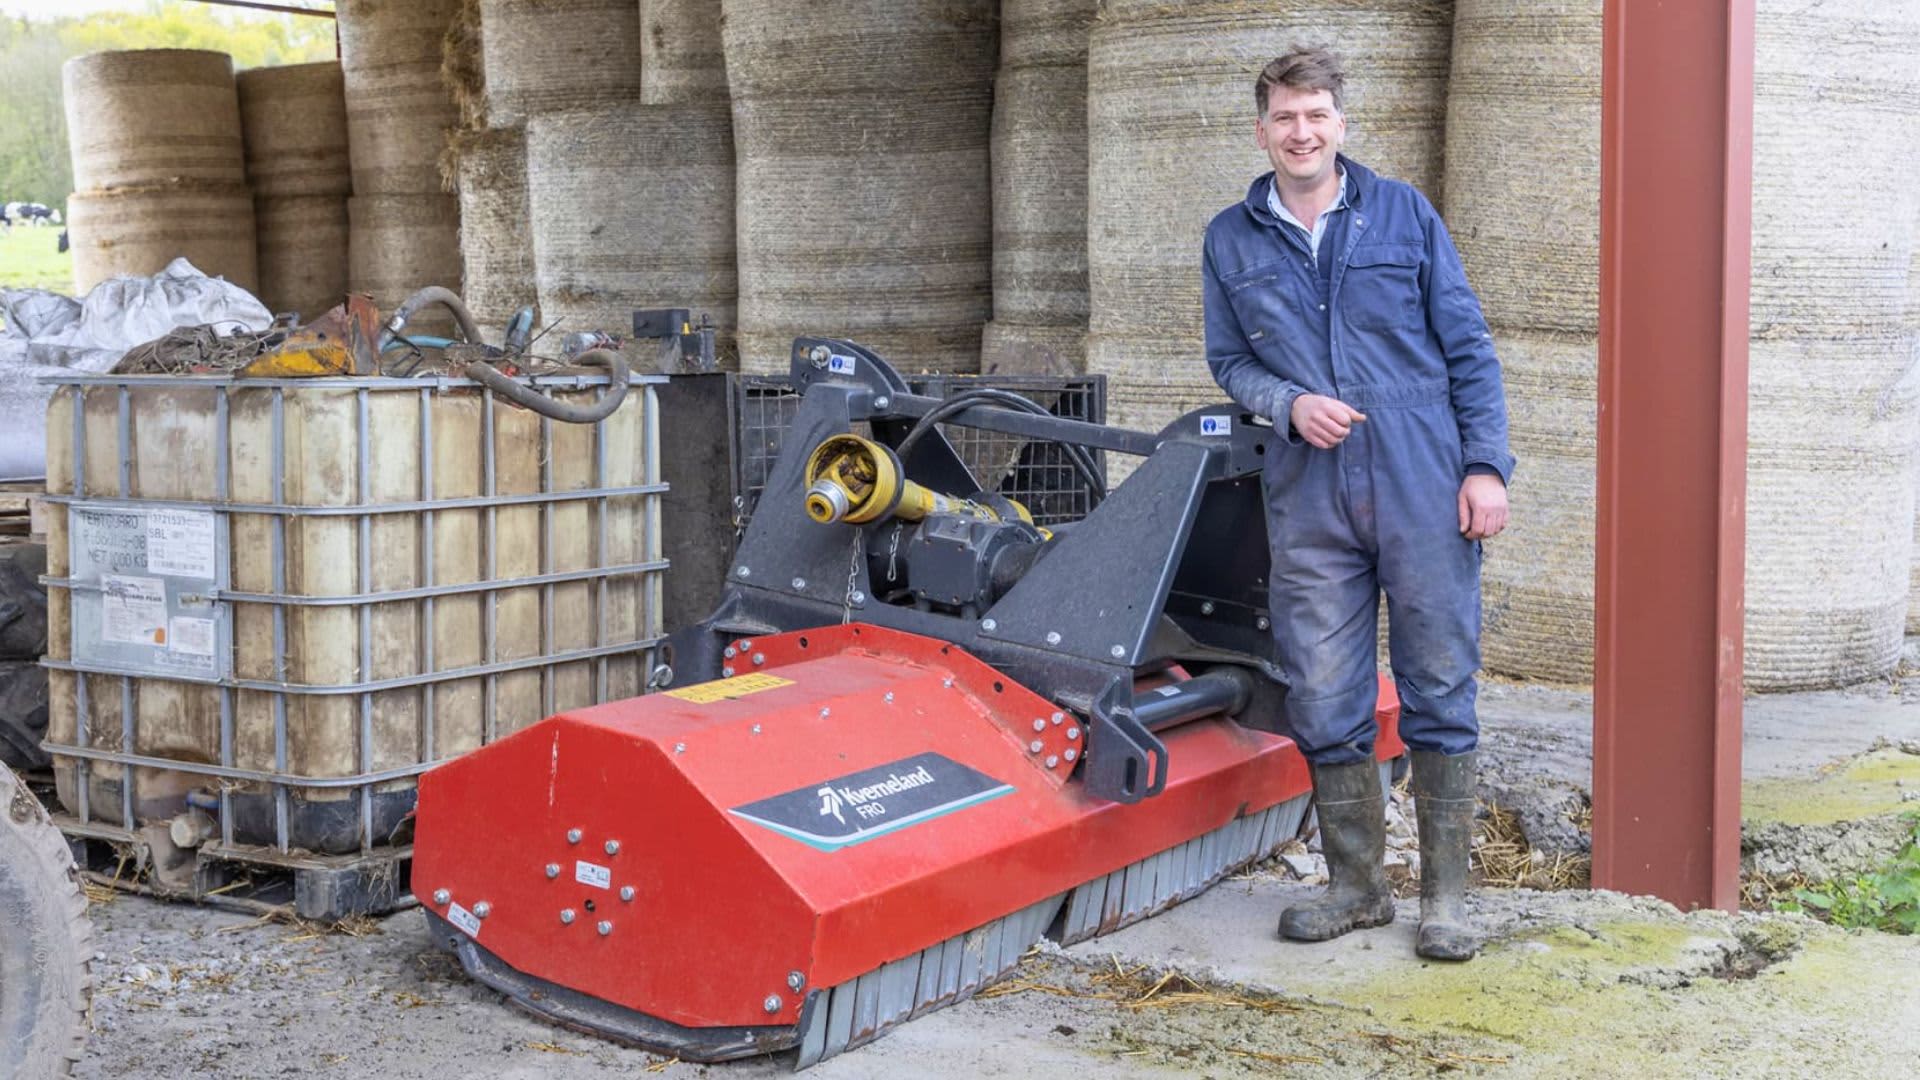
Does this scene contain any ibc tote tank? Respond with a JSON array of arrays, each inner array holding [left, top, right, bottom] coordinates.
[[40, 370, 665, 855]]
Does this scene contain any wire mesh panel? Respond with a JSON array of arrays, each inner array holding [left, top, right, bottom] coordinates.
[[732, 373, 1106, 536], [912, 374, 1105, 527]]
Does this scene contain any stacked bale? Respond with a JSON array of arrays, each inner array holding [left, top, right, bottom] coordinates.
[[478, 0, 644, 125], [338, 0, 463, 324], [238, 62, 351, 320], [339, 0, 463, 194], [982, 0, 1096, 377], [725, 0, 995, 374], [1744, 0, 1920, 688], [347, 196, 464, 322], [1086, 1, 1452, 436], [462, 1, 701, 344], [1444, 0, 1600, 683], [62, 49, 257, 292], [642, 0, 728, 105], [1912, 242, 1920, 637], [527, 103, 737, 346], [1456, 0, 1920, 689], [515, 0, 734, 346], [450, 127, 537, 336]]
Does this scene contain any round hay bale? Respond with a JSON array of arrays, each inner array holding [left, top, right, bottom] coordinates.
[[981, 321, 1086, 377], [1004, 0, 1094, 67], [479, 0, 643, 126], [338, 0, 462, 194], [237, 62, 350, 198], [1088, 334, 1219, 436], [526, 103, 735, 350], [1745, 0, 1920, 688], [1911, 455, 1920, 637], [68, 185, 257, 294], [642, 0, 727, 105], [255, 195, 349, 321], [347, 194, 463, 334], [1086, 0, 1453, 435], [985, 0, 1094, 370], [725, 0, 995, 375], [1458, 0, 1920, 689], [1911, 245, 1920, 638], [1444, 0, 1602, 685], [62, 49, 244, 192], [452, 127, 537, 339]]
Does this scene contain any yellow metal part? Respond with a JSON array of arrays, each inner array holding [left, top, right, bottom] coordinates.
[[802, 433, 1036, 527], [239, 294, 380, 378]]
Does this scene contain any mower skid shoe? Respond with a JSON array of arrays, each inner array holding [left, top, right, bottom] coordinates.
[[796, 891, 1066, 1069], [426, 911, 808, 1062]]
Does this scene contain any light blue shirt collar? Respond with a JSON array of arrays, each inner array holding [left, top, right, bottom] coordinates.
[[1267, 166, 1348, 264]]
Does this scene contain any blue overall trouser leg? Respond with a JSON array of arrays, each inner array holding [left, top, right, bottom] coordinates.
[[1263, 393, 1482, 767]]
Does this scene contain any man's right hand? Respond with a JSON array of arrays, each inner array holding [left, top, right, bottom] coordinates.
[[1289, 394, 1367, 449]]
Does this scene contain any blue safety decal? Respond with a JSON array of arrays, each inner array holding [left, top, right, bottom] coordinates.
[[729, 751, 1014, 852]]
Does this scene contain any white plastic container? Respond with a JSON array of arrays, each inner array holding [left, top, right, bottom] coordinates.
[[42, 371, 664, 855]]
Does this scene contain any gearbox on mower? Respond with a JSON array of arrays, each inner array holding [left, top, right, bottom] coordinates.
[[411, 339, 1403, 1066]]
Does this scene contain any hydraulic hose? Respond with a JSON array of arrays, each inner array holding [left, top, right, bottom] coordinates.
[[464, 346, 630, 425], [376, 285, 627, 423], [380, 285, 483, 349]]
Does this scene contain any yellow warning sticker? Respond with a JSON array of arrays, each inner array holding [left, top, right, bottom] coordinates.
[[664, 672, 794, 704]]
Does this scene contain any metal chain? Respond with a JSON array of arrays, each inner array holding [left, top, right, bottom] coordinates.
[[842, 528, 862, 624], [886, 522, 904, 583]]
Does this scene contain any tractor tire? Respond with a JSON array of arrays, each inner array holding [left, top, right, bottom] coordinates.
[[0, 661, 50, 771], [0, 763, 92, 1077], [0, 542, 48, 661]]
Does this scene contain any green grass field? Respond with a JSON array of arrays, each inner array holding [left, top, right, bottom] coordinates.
[[0, 225, 76, 296]]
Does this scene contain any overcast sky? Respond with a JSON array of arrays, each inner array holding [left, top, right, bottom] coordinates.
[[0, 1, 332, 17], [2, 0, 162, 15]]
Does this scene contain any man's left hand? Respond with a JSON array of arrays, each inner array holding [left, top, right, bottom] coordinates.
[[1458, 474, 1508, 540]]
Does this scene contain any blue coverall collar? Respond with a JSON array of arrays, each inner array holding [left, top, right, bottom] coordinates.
[[1244, 154, 1377, 228]]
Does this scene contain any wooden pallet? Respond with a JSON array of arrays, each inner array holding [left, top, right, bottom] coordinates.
[[0, 480, 46, 540], [55, 811, 415, 923]]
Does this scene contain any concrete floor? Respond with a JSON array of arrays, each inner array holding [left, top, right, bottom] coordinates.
[[72, 666, 1920, 1079]]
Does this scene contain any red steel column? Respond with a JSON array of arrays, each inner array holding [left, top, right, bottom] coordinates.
[[1592, 0, 1753, 909]]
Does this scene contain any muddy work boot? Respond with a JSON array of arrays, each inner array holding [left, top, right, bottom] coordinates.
[[1279, 760, 1395, 941], [1412, 749, 1482, 961]]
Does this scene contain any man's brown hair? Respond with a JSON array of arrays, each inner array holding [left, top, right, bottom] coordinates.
[[1255, 46, 1346, 114]]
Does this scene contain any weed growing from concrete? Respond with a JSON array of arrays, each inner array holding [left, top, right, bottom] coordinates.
[[1783, 812, 1920, 933]]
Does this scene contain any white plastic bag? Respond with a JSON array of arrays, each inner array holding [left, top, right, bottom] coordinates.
[[0, 259, 272, 480]]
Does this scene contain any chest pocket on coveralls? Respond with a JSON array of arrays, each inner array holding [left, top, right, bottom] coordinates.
[[1342, 243, 1423, 331], [1220, 261, 1296, 343]]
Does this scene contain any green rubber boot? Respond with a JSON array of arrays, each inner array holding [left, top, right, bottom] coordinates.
[[1278, 760, 1395, 942], [1412, 749, 1482, 961]]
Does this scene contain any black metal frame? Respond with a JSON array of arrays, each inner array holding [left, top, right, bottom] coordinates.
[[666, 340, 1292, 804], [731, 370, 1106, 535]]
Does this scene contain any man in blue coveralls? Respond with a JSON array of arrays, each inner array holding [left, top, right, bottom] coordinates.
[[1202, 47, 1514, 961]]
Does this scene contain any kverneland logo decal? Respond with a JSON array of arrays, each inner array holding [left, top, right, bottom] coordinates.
[[732, 753, 1012, 851]]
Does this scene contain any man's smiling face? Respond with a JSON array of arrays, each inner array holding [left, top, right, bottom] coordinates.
[[1256, 85, 1346, 188]]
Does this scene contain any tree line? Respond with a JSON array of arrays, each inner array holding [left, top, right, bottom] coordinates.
[[0, 7, 335, 207]]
